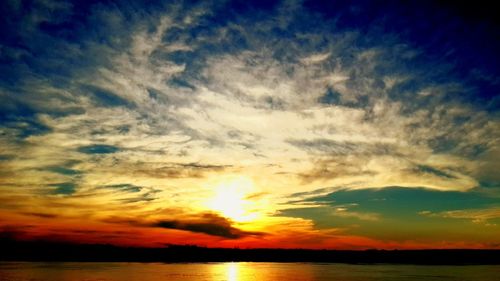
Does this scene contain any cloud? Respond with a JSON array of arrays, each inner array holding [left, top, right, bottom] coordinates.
[[121, 162, 232, 179], [100, 184, 142, 193], [80, 85, 136, 108], [296, 157, 377, 184], [331, 207, 380, 221], [318, 87, 342, 105], [108, 212, 263, 239], [0, 155, 14, 161], [419, 207, 500, 225], [22, 212, 58, 219], [0, 225, 35, 240], [286, 138, 394, 156], [0, 94, 53, 139], [1, 0, 494, 195], [77, 144, 121, 154], [86, 183, 162, 204], [154, 212, 262, 239], [45, 166, 81, 176], [414, 165, 456, 179], [49, 182, 77, 195]]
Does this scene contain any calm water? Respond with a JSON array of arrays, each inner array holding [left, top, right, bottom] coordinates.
[[0, 262, 499, 281]]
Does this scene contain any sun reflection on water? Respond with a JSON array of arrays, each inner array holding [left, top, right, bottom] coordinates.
[[226, 262, 239, 281], [1, 261, 493, 281]]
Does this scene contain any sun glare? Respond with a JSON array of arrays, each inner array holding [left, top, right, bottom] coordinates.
[[207, 176, 260, 222], [226, 262, 239, 281]]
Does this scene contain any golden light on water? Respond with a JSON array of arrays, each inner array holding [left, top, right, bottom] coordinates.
[[226, 262, 239, 281]]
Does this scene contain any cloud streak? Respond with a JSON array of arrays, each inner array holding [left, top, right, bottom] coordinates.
[[154, 213, 264, 239], [419, 208, 500, 225]]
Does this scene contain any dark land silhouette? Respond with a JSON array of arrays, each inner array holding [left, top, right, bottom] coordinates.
[[1, 238, 499, 264]]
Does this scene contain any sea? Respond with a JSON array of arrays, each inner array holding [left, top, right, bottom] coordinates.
[[0, 262, 499, 281]]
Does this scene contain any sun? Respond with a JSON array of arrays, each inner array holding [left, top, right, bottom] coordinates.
[[206, 176, 260, 222]]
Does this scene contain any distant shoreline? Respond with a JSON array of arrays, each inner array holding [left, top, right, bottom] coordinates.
[[1, 239, 499, 265]]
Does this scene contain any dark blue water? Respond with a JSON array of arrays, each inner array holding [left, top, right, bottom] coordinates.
[[0, 262, 499, 281]]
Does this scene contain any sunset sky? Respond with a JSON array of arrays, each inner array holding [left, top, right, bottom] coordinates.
[[0, 0, 499, 250]]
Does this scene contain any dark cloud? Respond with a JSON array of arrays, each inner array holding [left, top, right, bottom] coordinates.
[[101, 184, 142, 193], [0, 89, 85, 129], [0, 225, 35, 240], [49, 182, 77, 195], [0, 94, 52, 139], [287, 139, 357, 155], [317, 86, 372, 109], [107, 212, 263, 239], [80, 85, 135, 108], [94, 184, 161, 203], [295, 157, 377, 184], [119, 196, 157, 204], [46, 166, 81, 176], [77, 144, 121, 154], [146, 88, 169, 104], [12, 119, 51, 139], [318, 87, 342, 105], [288, 187, 332, 199], [0, 155, 14, 161], [92, 183, 161, 204], [167, 77, 196, 90], [22, 212, 58, 219], [132, 162, 231, 179], [179, 163, 231, 170], [287, 138, 394, 157], [478, 181, 500, 190], [154, 213, 263, 239], [415, 165, 456, 179]]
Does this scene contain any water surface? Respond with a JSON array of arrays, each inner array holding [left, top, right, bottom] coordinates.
[[0, 262, 499, 281]]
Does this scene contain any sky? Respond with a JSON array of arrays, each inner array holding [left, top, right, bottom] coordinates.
[[0, 0, 499, 250]]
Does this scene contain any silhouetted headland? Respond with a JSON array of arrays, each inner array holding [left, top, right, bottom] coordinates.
[[1, 238, 498, 264]]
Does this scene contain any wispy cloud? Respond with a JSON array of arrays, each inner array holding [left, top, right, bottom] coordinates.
[[419, 207, 500, 225], [331, 207, 380, 221]]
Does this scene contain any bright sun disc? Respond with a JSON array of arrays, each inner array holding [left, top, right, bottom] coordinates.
[[207, 176, 259, 222]]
